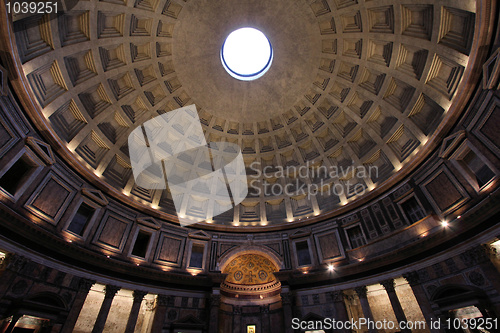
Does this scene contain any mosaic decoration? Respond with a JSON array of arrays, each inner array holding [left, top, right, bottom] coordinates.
[[224, 254, 277, 285]]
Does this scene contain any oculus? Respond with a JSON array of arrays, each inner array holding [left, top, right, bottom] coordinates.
[[221, 27, 273, 81]]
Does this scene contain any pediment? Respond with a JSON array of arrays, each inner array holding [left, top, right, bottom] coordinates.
[[82, 187, 109, 206]]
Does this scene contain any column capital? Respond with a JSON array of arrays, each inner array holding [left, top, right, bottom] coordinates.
[[403, 271, 421, 286], [104, 285, 120, 299], [78, 278, 95, 292], [133, 290, 147, 303], [327, 290, 345, 302], [380, 279, 396, 293], [157, 294, 170, 307], [354, 286, 368, 298], [281, 292, 293, 305]]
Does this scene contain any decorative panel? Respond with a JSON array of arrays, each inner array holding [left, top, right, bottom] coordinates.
[[421, 167, 469, 214], [367, 6, 394, 33], [99, 44, 127, 71], [107, 73, 134, 100], [27, 61, 68, 108], [310, 0, 330, 17], [367, 39, 392, 67], [314, 229, 345, 262], [102, 155, 132, 188], [341, 11, 362, 33], [24, 173, 75, 224], [470, 94, 500, 156], [372, 203, 390, 233], [0, 112, 19, 158], [438, 7, 475, 55], [408, 94, 444, 135], [75, 131, 110, 169], [383, 78, 415, 112], [395, 44, 428, 80], [387, 125, 420, 161], [64, 50, 98, 86], [14, 15, 54, 63], [382, 197, 404, 228], [426, 54, 464, 100], [154, 232, 185, 266], [360, 208, 378, 238], [359, 68, 385, 95], [482, 48, 500, 90], [97, 12, 125, 38], [162, 0, 183, 18], [363, 150, 394, 182], [367, 107, 397, 138], [58, 11, 90, 46], [265, 199, 287, 220], [93, 210, 133, 251], [26, 137, 55, 165], [78, 84, 112, 118], [401, 5, 433, 40]]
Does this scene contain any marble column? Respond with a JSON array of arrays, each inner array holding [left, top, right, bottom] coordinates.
[[60, 278, 95, 333], [403, 271, 442, 333], [3, 314, 21, 333], [261, 305, 270, 333], [208, 294, 221, 333], [328, 290, 349, 332], [381, 279, 410, 333], [91, 285, 120, 333], [124, 290, 147, 333], [233, 306, 242, 333], [354, 286, 376, 333], [150, 295, 169, 333], [281, 292, 294, 333]]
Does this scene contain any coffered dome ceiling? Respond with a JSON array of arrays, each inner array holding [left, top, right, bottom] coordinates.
[[10, 0, 478, 228]]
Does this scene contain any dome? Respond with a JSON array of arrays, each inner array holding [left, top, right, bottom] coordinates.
[[0, 0, 499, 332], [4, 0, 482, 229]]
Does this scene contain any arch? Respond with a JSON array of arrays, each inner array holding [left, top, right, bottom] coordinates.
[[430, 284, 495, 317], [218, 244, 284, 272], [24, 292, 68, 310], [431, 284, 486, 303]]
